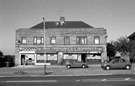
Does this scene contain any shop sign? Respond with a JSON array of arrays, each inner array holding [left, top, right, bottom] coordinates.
[[20, 47, 36, 51], [35, 47, 103, 52], [50, 47, 103, 52]]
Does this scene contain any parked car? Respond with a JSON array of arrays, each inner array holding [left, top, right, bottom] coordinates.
[[66, 60, 88, 69], [101, 58, 132, 70]]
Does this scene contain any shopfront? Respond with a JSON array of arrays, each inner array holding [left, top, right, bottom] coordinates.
[[19, 48, 36, 65], [32, 47, 104, 65]]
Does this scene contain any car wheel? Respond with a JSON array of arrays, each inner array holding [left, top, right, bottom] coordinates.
[[82, 65, 86, 68], [67, 65, 71, 69], [106, 66, 111, 70], [125, 65, 130, 70]]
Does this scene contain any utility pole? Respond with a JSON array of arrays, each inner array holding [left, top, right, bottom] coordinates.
[[42, 16, 47, 74]]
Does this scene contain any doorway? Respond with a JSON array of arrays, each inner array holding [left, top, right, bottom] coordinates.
[[81, 54, 86, 63], [21, 55, 25, 65]]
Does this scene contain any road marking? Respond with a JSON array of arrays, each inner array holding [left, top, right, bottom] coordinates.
[[102, 79, 107, 81], [82, 78, 134, 82], [6, 80, 57, 83], [125, 78, 130, 81], [82, 79, 101, 82], [76, 80, 81, 82]]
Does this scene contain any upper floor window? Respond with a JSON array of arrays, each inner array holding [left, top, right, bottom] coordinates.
[[33, 37, 44, 44], [64, 36, 70, 45], [76, 36, 87, 45], [51, 37, 56, 44], [94, 36, 100, 44], [21, 37, 27, 44]]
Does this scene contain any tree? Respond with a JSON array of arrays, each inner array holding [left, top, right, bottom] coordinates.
[[0, 50, 4, 67], [0, 50, 3, 58], [114, 36, 130, 56], [107, 42, 116, 61]]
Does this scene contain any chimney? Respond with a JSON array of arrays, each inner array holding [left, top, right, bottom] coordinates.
[[59, 16, 65, 25]]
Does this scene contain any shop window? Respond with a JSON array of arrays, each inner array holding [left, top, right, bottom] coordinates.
[[94, 36, 100, 44], [64, 36, 70, 45], [36, 54, 46, 63], [76, 36, 87, 45], [21, 37, 27, 44], [51, 37, 56, 44]]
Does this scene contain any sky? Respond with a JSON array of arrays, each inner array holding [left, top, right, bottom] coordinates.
[[0, 0, 135, 55]]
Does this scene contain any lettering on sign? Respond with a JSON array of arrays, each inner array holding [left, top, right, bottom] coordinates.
[[30, 47, 103, 52]]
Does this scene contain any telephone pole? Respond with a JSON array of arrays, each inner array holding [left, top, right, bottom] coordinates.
[[42, 16, 47, 74]]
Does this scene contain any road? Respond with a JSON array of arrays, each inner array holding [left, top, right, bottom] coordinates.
[[0, 74, 135, 86]]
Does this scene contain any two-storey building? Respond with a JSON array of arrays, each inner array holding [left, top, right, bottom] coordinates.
[[128, 32, 135, 62], [15, 17, 107, 65]]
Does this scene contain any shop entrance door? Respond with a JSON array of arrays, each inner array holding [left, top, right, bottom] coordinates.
[[21, 55, 25, 65], [81, 54, 86, 63]]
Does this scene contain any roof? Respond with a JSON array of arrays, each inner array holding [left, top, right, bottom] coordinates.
[[128, 32, 135, 39], [30, 21, 93, 29]]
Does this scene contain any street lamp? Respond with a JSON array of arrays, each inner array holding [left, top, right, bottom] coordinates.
[[42, 16, 47, 74]]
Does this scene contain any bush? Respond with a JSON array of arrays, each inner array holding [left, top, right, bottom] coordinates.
[[4, 55, 15, 67], [0, 55, 15, 67], [0, 57, 5, 67]]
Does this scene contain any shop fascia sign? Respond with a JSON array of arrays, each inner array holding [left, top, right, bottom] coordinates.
[[19, 47, 36, 51], [37, 47, 103, 52], [20, 47, 103, 52]]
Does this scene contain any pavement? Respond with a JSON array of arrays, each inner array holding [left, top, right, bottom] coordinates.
[[0, 64, 135, 77]]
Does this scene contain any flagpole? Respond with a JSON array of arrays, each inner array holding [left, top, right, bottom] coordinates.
[[42, 16, 46, 74]]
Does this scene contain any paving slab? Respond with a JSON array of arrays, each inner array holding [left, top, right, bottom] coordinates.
[[0, 64, 134, 77]]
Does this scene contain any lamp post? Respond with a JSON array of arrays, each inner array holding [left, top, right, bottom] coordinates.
[[42, 16, 47, 74]]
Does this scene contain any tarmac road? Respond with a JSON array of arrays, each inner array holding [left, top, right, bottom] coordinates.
[[0, 74, 135, 86]]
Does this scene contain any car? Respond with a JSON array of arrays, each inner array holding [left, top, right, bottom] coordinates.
[[101, 58, 132, 70], [66, 60, 88, 69]]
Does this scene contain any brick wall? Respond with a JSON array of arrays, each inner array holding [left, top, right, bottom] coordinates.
[[15, 28, 107, 65]]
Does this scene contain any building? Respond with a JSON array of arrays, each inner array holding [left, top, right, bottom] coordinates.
[[15, 17, 107, 65], [128, 32, 135, 62], [128, 32, 135, 40]]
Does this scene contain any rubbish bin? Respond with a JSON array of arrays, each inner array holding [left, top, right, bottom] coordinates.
[[6, 62, 9, 67]]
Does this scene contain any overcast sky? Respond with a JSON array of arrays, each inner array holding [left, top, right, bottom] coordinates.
[[0, 0, 135, 55]]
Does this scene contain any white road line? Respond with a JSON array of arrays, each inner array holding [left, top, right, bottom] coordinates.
[[76, 80, 81, 82], [6, 80, 57, 83], [102, 79, 107, 81], [82, 79, 102, 82], [125, 78, 130, 81]]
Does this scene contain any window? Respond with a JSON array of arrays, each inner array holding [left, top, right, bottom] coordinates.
[[37, 37, 41, 44], [120, 59, 126, 63], [64, 36, 70, 45], [76, 36, 87, 45], [94, 36, 100, 44], [33, 37, 37, 44], [51, 37, 56, 44], [41, 37, 44, 44], [33, 37, 44, 44], [21, 37, 27, 44]]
